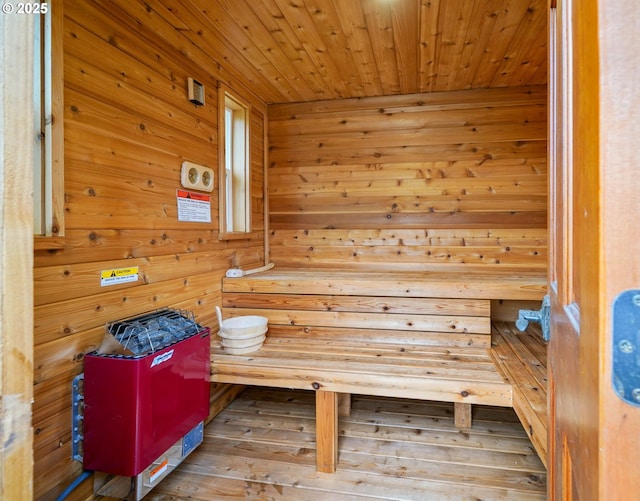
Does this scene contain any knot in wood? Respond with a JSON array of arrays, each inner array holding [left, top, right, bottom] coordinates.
[[312, 382, 321, 390], [460, 390, 470, 398]]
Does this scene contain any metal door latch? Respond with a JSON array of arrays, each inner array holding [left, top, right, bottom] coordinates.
[[516, 295, 551, 342]]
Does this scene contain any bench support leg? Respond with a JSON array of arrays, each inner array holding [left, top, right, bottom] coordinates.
[[316, 390, 338, 473], [338, 393, 351, 417], [454, 402, 472, 429]]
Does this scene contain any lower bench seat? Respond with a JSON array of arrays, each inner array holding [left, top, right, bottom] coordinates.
[[212, 336, 512, 406], [211, 334, 513, 472]]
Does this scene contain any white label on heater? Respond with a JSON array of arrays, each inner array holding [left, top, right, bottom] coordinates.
[[149, 459, 169, 484], [150, 349, 174, 368]]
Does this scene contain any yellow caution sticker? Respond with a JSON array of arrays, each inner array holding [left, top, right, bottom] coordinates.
[[100, 266, 139, 287]]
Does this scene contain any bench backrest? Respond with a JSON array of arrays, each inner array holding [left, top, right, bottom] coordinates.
[[222, 282, 491, 349]]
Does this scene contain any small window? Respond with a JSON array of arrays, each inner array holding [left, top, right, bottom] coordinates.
[[218, 86, 251, 238]]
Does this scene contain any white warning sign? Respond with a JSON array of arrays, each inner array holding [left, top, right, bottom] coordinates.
[[100, 266, 139, 287], [176, 189, 211, 223]]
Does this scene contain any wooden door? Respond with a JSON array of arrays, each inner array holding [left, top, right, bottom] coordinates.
[[548, 1, 640, 499]]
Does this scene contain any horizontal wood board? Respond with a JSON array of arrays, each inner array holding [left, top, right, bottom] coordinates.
[[222, 269, 547, 301]]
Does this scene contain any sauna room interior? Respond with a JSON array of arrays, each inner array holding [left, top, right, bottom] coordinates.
[[15, 0, 564, 499]]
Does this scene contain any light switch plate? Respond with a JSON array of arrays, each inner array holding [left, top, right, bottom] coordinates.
[[181, 162, 214, 192]]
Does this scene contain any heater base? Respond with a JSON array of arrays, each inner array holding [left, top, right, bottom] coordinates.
[[93, 421, 203, 500]]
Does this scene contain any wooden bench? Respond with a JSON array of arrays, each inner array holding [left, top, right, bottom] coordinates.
[[491, 321, 548, 468], [211, 270, 547, 473]]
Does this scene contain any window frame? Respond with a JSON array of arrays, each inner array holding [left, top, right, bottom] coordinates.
[[218, 84, 252, 240], [33, 1, 64, 249]]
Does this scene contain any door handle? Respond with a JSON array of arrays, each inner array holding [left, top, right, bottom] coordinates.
[[516, 295, 550, 342]]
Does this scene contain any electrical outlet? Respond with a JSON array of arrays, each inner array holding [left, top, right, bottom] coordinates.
[[180, 161, 214, 192]]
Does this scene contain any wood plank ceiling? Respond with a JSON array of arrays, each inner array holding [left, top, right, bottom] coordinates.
[[153, 0, 548, 104]]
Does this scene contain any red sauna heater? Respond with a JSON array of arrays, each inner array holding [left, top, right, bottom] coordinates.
[[76, 309, 210, 499]]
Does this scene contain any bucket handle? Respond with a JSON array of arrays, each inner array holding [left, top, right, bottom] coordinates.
[[215, 305, 223, 329]]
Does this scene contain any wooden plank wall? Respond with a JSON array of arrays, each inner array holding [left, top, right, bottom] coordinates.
[[32, 1, 266, 499], [268, 86, 548, 272]]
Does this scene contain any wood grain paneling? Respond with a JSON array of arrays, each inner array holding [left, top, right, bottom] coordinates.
[[492, 322, 548, 467], [269, 86, 547, 270], [1, 13, 35, 500], [153, 388, 546, 500], [223, 270, 546, 302], [151, 0, 548, 104], [29, 1, 550, 498], [33, 1, 266, 498]]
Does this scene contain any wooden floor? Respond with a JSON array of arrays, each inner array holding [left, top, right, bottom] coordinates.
[[148, 387, 546, 500]]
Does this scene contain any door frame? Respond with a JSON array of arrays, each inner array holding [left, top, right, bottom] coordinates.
[[597, 0, 640, 497], [0, 13, 35, 500]]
